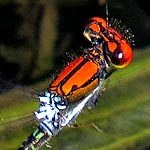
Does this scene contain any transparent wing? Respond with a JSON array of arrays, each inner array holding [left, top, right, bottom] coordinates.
[[0, 79, 43, 150]]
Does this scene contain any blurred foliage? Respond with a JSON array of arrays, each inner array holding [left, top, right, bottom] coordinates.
[[0, 48, 150, 150]]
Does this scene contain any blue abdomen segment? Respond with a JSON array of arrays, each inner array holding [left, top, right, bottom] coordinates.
[[34, 90, 67, 136], [19, 85, 101, 150]]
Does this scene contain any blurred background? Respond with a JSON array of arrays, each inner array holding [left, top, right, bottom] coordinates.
[[0, 0, 150, 150]]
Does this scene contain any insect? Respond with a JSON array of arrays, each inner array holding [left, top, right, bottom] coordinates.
[[18, 3, 134, 150]]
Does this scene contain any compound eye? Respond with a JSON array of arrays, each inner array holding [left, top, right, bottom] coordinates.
[[110, 42, 133, 68]]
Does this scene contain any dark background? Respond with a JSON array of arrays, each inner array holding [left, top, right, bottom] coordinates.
[[0, 0, 149, 86]]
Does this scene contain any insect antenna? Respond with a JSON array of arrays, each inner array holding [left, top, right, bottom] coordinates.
[[105, 0, 109, 27], [104, 0, 135, 46]]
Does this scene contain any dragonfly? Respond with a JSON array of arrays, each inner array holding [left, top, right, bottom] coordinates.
[[1, 2, 134, 150]]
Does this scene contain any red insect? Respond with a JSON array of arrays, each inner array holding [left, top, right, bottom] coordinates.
[[49, 16, 134, 104], [19, 13, 134, 150]]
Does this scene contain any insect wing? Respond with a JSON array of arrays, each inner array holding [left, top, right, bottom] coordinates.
[[0, 83, 41, 150]]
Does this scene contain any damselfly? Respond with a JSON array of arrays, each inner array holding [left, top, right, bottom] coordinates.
[[18, 9, 134, 150], [1, 2, 134, 150]]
